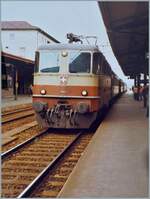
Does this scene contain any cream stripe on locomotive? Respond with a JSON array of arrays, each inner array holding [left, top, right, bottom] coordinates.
[[33, 94, 101, 99], [34, 73, 99, 86]]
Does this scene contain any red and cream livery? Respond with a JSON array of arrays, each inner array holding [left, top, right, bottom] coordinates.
[[32, 43, 126, 128]]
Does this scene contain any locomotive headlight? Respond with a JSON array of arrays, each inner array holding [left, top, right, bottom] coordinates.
[[81, 90, 88, 96], [61, 51, 68, 57], [40, 89, 46, 95]]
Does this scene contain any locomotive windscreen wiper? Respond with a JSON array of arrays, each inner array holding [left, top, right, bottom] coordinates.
[[40, 66, 59, 73]]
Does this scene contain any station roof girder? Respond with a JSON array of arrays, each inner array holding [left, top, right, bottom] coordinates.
[[2, 52, 34, 65], [98, 1, 148, 78]]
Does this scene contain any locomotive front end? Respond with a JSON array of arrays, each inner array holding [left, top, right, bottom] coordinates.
[[32, 44, 100, 129]]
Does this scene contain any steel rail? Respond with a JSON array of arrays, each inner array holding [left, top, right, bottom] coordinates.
[[17, 132, 82, 198], [2, 107, 32, 117], [1, 129, 49, 159], [2, 112, 34, 124]]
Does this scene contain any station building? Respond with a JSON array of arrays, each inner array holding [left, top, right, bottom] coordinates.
[[1, 21, 59, 60], [1, 21, 59, 98]]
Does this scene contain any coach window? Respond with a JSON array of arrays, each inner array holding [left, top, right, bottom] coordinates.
[[103, 61, 107, 74], [69, 51, 91, 73]]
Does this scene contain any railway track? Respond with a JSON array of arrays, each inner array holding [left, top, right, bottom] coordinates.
[[2, 129, 93, 198], [26, 133, 92, 198], [2, 107, 34, 124], [2, 123, 42, 153], [2, 106, 32, 116]]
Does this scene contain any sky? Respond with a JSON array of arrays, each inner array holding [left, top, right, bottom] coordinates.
[[1, 0, 133, 87]]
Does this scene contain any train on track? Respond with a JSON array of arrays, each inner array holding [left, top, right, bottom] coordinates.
[[32, 34, 127, 129]]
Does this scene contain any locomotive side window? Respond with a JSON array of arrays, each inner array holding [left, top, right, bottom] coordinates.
[[39, 51, 60, 73], [93, 53, 103, 74], [34, 51, 39, 73], [102, 59, 109, 75], [69, 52, 91, 73]]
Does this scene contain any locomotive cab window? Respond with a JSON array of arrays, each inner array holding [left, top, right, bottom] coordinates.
[[69, 51, 91, 73], [39, 51, 60, 73]]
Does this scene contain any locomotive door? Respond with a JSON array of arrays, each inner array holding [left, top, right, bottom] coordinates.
[[59, 51, 69, 96]]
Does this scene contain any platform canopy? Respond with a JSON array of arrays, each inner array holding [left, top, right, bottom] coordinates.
[[2, 52, 35, 95], [98, 1, 148, 78]]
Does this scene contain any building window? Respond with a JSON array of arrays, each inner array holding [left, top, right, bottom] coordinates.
[[20, 47, 26, 57], [10, 33, 15, 40], [47, 40, 50, 44]]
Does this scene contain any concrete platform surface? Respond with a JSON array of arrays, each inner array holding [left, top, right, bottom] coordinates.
[[59, 94, 149, 197]]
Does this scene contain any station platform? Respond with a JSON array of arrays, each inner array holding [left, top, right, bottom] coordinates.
[[59, 93, 149, 197], [2, 95, 32, 110]]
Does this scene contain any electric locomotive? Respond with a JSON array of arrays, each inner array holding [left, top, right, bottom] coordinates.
[[32, 34, 125, 129]]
